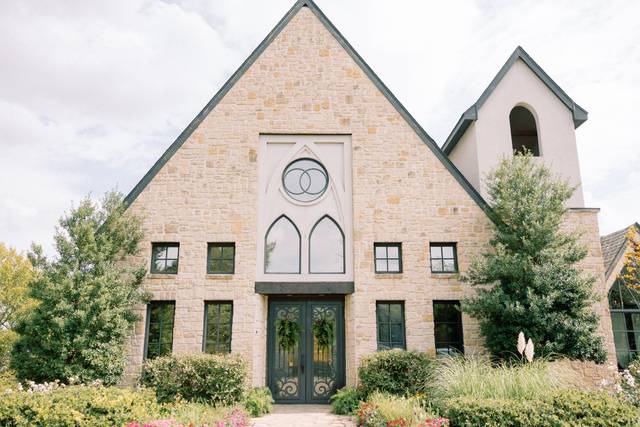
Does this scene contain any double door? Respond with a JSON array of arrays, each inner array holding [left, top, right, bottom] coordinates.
[[267, 299, 345, 403]]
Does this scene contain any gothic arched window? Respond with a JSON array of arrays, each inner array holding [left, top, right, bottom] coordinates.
[[309, 215, 345, 274], [265, 215, 301, 274], [510, 106, 540, 156]]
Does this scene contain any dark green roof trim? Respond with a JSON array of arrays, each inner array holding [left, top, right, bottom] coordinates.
[[255, 281, 354, 295], [123, 0, 493, 219], [442, 46, 589, 156]]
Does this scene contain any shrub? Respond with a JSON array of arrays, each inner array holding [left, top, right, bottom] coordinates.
[[330, 386, 364, 415], [243, 387, 273, 417], [356, 392, 446, 427], [433, 355, 567, 401], [440, 390, 639, 427], [358, 350, 436, 396], [611, 358, 640, 406], [0, 383, 160, 426], [135, 404, 250, 427], [141, 353, 247, 405]]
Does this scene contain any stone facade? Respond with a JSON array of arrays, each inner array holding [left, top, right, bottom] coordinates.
[[122, 2, 615, 388]]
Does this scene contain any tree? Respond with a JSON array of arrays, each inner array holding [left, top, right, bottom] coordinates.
[[0, 244, 36, 369], [462, 153, 607, 362], [619, 225, 640, 290], [11, 191, 149, 384]]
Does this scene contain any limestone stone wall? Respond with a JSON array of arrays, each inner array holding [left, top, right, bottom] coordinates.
[[121, 5, 614, 387]]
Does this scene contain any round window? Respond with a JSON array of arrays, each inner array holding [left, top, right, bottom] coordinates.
[[282, 158, 328, 203]]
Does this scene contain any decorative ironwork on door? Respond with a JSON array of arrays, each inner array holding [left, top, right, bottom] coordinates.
[[268, 300, 344, 403]]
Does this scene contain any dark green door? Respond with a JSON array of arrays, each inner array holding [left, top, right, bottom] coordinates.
[[267, 299, 344, 403]]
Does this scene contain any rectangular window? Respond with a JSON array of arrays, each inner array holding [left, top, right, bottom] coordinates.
[[151, 243, 180, 274], [374, 243, 402, 273], [376, 302, 406, 350], [203, 302, 233, 354], [207, 243, 235, 274], [430, 243, 457, 273], [433, 301, 464, 356], [145, 301, 175, 360]]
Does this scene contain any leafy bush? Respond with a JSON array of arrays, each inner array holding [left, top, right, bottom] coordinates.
[[131, 404, 250, 427], [356, 392, 448, 427], [358, 350, 436, 396], [141, 353, 247, 405], [243, 387, 273, 417], [433, 355, 567, 401], [0, 383, 160, 426], [330, 386, 364, 415], [440, 390, 639, 427]]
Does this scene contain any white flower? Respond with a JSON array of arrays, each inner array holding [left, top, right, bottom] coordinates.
[[524, 338, 534, 362], [517, 332, 526, 355]]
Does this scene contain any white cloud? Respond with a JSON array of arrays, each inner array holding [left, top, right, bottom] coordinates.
[[0, 0, 638, 253]]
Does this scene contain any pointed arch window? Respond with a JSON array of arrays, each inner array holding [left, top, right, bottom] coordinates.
[[509, 106, 540, 156], [609, 280, 640, 368], [265, 215, 301, 274], [309, 215, 345, 274]]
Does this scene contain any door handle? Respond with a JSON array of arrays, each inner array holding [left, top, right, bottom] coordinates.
[[300, 354, 304, 374]]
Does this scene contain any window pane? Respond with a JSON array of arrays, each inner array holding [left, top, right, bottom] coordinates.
[[154, 259, 166, 272], [376, 304, 389, 323], [430, 246, 441, 259], [611, 313, 627, 332], [389, 304, 402, 323], [376, 259, 388, 272], [153, 245, 167, 259], [265, 216, 300, 273], [378, 324, 390, 342], [433, 301, 463, 356], [166, 246, 179, 259], [205, 303, 233, 354], [146, 303, 175, 359], [387, 246, 399, 258], [390, 324, 403, 342], [431, 260, 444, 272], [375, 246, 387, 258], [310, 217, 344, 273], [210, 246, 223, 259], [165, 259, 178, 273], [222, 246, 234, 259], [443, 259, 456, 272], [442, 245, 454, 258], [387, 259, 400, 272]]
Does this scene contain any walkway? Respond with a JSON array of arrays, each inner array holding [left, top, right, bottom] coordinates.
[[252, 404, 356, 427]]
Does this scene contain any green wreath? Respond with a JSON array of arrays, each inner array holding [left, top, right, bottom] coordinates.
[[312, 316, 335, 349], [276, 316, 301, 351]]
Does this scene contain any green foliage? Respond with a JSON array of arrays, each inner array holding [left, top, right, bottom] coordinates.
[[358, 350, 436, 397], [11, 191, 148, 385], [141, 353, 247, 405], [312, 316, 335, 349], [0, 244, 36, 370], [356, 392, 441, 427], [462, 153, 606, 362], [276, 316, 300, 351], [440, 390, 639, 427], [156, 403, 249, 426], [330, 386, 364, 415], [243, 387, 273, 417], [0, 384, 160, 426], [433, 355, 566, 401]]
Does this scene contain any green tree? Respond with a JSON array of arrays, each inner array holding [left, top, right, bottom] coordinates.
[[462, 153, 606, 362], [0, 244, 36, 369], [12, 191, 149, 384]]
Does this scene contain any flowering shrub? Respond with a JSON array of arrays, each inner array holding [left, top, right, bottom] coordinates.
[[243, 387, 273, 417], [0, 382, 160, 426], [356, 392, 448, 427], [601, 359, 640, 406], [126, 407, 250, 427]]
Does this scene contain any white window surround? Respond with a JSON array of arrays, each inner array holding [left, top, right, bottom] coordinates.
[[256, 134, 353, 282]]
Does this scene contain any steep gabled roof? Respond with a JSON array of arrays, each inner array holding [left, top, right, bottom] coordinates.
[[123, 0, 493, 218], [441, 46, 588, 156], [601, 222, 640, 279]]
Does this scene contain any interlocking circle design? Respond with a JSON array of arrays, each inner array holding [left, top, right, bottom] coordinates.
[[282, 158, 329, 203]]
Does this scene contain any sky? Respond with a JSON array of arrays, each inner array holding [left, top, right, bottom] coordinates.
[[1, 0, 639, 254]]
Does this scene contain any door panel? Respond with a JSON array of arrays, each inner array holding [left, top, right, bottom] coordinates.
[[269, 302, 305, 402], [268, 299, 344, 403]]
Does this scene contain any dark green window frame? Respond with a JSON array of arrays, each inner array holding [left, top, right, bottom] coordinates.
[[376, 301, 406, 350], [430, 243, 458, 273], [151, 242, 180, 274], [374, 243, 402, 273], [433, 300, 464, 356], [144, 301, 175, 360], [207, 243, 235, 274], [203, 301, 233, 354]]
